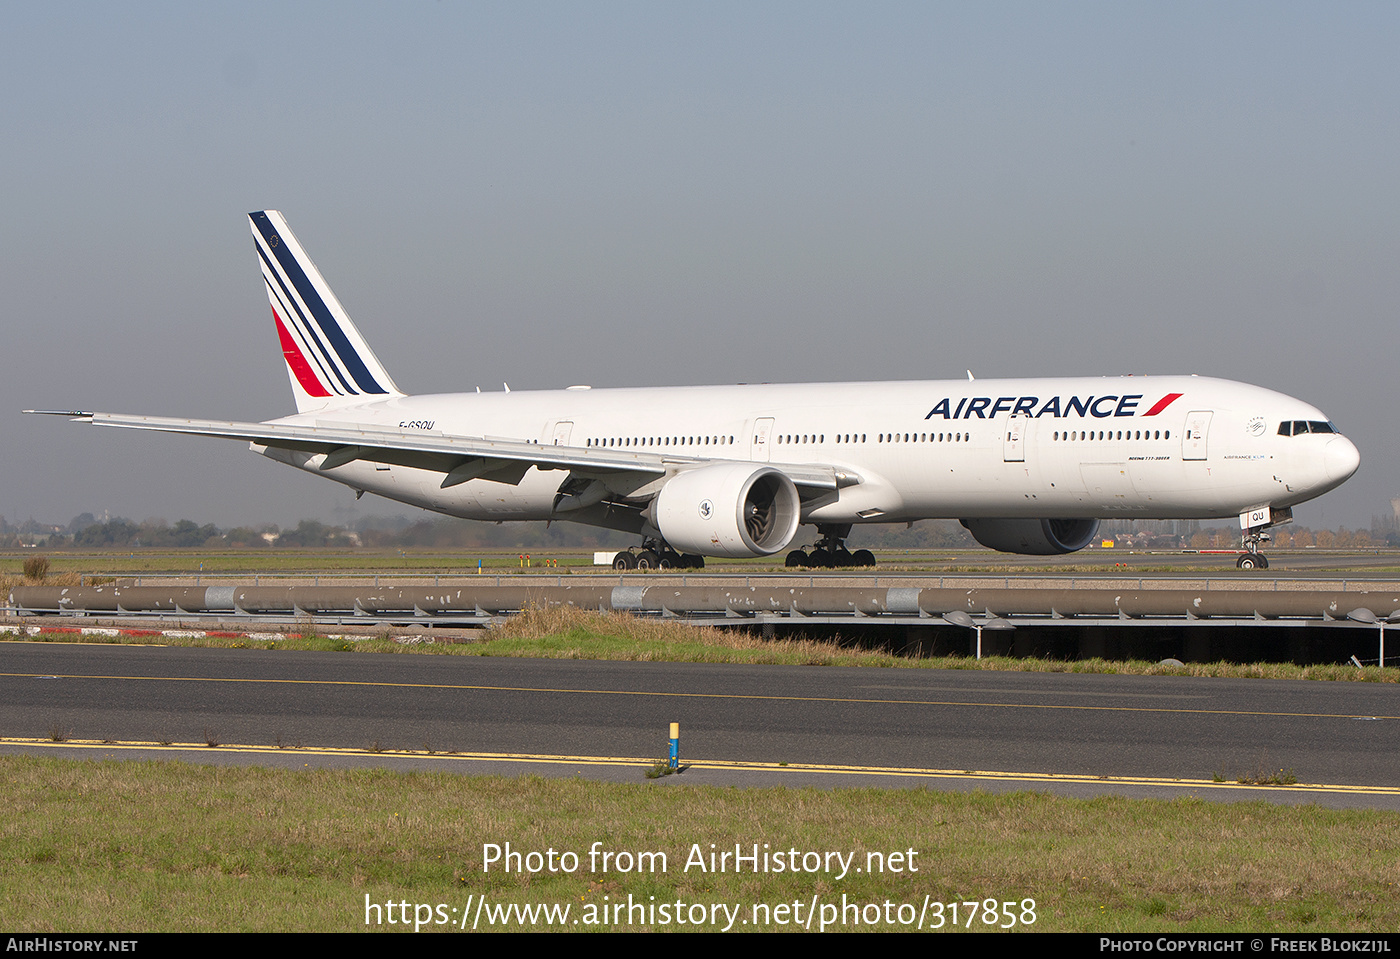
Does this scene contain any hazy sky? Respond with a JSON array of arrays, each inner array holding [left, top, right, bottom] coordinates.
[[4, 2, 1396, 531]]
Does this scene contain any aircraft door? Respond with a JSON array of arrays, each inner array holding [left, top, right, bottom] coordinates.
[[1003, 415, 1027, 463], [750, 417, 774, 462], [550, 421, 574, 446], [1182, 411, 1212, 461]]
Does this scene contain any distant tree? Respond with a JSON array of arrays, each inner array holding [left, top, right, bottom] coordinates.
[[165, 519, 219, 548], [224, 527, 270, 548], [275, 519, 354, 547], [74, 519, 140, 547]]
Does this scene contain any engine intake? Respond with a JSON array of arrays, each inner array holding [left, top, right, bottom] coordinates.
[[654, 464, 801, 558]]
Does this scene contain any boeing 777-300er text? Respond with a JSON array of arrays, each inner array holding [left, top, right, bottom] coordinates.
[[28, 211, 1360, 570]]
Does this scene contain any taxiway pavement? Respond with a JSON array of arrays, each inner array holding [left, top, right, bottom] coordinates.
[[2, 642, 1397, 808]]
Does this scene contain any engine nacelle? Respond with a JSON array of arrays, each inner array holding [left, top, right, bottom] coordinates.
[[961, 518, 1101, 555], [654, 464, 801, 558]]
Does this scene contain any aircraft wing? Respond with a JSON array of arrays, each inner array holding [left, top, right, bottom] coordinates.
[[25, 411, 848, 493]]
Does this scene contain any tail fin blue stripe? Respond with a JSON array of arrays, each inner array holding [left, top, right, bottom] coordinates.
[[250, 214, 389, 395]]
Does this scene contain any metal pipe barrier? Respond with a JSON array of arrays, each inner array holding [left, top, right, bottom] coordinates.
[[13, 584, 1400, 623]]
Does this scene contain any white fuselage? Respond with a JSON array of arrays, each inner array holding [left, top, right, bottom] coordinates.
[[42, 211, 1359, 560], [264, 374, 1358, 530]]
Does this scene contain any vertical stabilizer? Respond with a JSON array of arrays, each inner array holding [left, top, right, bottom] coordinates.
[[249, 210, 403, 413]]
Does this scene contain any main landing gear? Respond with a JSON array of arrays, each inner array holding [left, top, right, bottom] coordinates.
[[784, 524, 876, 569], [612, 539, 705, 571]]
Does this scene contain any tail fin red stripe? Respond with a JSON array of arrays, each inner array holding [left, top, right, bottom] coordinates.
[[273, 308, 332, 398]]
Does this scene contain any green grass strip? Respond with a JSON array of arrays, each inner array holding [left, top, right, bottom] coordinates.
[[1, 755, 1396, 932]]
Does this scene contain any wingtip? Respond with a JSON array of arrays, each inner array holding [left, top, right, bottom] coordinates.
[[23, 409, 95, 420]]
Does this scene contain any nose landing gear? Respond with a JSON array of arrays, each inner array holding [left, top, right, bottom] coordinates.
[[1236, 517, 1280, 570]]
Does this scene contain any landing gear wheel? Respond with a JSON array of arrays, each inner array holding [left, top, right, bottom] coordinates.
[[785, 550, 808, 568], [612, 551, 637, 570], [635, 549, 660, 570], [801, 523, 873, 570], [1237, 553, 1268, 570]]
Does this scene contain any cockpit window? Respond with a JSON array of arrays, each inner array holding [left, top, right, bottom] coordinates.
[[1278, 420, 1339, 436]]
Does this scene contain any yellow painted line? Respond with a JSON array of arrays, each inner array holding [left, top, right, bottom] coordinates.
[[4, 738, 1398, 797], [1, 670, 1396, 721], [0, 737, 654, 766]]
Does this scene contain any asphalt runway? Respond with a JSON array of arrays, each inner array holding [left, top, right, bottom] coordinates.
[[2, 641, 1398, 809]]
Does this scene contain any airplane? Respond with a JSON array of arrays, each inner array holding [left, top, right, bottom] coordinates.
[[28, 210, 1360, 571]]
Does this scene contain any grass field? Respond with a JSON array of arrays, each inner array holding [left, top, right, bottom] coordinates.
[[2, 754, 1397, 932]]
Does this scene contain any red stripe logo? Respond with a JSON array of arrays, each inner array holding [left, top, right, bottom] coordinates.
[[1143, 392, 1183, 416]]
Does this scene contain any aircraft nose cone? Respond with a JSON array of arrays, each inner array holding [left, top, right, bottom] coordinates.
[[1324, 436, 1361, 483]]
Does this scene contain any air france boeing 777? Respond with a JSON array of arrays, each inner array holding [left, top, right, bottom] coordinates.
[[29, 211, 1360, 570]]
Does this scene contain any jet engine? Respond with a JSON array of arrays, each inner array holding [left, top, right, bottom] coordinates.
[[653, 464, 801, 558], [960, 518, 1100, 555]]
